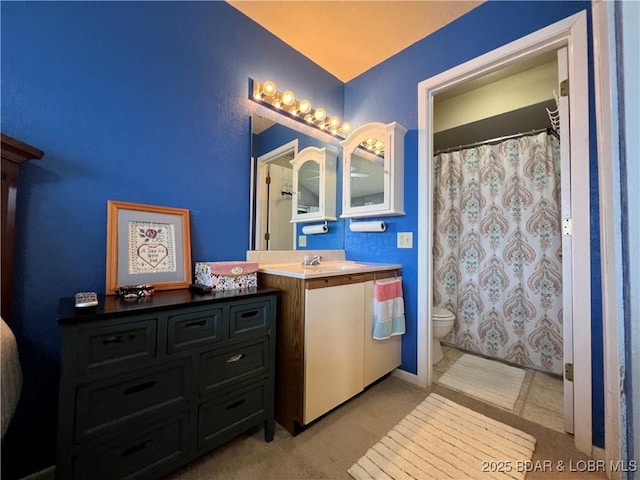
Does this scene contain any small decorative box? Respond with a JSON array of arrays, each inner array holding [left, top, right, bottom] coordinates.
[[194, 261, 259, 290], [117, 283, 154, 299]]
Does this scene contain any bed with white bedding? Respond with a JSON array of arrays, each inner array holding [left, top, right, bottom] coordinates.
[[1, 316, 22, 436]]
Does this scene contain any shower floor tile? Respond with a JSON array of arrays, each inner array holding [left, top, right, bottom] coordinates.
[[435, 346, 565, 433]]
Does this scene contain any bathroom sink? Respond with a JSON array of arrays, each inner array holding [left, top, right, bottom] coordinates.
[[312, 261, 367, 271], [263, 261, 366, 273], [259, 261, 367, 277]]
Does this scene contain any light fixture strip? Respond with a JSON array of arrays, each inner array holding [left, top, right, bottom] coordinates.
[[360, 137, 385, 156], [252, 80, 351, 138]]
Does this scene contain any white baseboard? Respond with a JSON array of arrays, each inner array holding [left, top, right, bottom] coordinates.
[[391, 368, 419, 385]]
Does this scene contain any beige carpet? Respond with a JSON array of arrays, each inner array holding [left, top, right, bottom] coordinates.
[[437, 354, 526, 410], [348, 393, 536, 480]]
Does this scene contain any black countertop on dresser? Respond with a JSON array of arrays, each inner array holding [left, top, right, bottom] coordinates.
[[57, 287, 279, 324]]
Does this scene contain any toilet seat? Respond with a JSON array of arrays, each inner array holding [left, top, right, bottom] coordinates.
[[432, 307, 454, 319], [431, 307, 455, 365]]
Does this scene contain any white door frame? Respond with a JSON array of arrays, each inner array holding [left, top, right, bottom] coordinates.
[[417, 11, 593, 454], [254, 139, 298, 250], [592, 0, 627, 476], [556, 45, 574, 435]]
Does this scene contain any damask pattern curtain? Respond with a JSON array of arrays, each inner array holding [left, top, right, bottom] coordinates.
[[433, 131, 563, 374]]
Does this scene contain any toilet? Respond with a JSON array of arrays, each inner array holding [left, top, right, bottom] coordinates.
[[432, 307, 455, 364]]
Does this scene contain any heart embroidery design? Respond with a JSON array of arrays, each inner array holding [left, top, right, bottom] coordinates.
[[137, 244, 169, 268]]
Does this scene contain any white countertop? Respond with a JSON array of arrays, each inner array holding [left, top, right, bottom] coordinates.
[[257, 260, 402, 279]]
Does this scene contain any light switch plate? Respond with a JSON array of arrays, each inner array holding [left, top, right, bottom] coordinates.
[[298, 235, 307, 247], [397, 232, 413, 248]]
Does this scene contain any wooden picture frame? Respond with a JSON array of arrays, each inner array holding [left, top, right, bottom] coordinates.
[[106, 200, 192, 294]]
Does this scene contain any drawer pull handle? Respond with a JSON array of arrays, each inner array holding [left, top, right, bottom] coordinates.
[[103, 333, 135, 345], [226, 354, 245, 363], [226, 399, 245, 410], [240, 310, 259, 319], [121, 440, 153, 457], [185, 320, 207, 328], [124, 381, 156, 395]]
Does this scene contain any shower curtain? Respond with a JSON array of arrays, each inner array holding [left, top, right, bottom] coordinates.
[[433, 131, 563, 374]]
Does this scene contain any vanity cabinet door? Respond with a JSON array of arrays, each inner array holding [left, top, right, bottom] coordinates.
[[363, 280, 401, 386], [340, 121, 407, 218], [303, 282, 364, 424]]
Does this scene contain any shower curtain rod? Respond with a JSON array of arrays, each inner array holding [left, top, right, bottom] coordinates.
[[434, 127, 557, 156]]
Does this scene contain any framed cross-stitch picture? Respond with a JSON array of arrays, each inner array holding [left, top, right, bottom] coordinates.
[[106, 200, 192, 294]]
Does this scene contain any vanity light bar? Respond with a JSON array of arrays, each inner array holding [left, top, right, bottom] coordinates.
[[251, 79, 351, 139], [361, 137, 385, 156]]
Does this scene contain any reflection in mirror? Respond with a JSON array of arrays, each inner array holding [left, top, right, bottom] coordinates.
[[250, 113, 344, 251], [297, 159, 321, 214], [350, 148, 384, 208]]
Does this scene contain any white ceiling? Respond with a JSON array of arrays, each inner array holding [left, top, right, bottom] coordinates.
[[228, 1, 483, 82]]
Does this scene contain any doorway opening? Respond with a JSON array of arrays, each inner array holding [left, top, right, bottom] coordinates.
[[430, 48, 567, 435], [253, 139, 298, 250], [417, 11, 592, 454]]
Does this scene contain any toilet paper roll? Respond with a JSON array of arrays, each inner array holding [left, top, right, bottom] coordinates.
[[301, 224, 328, 235], [349, 220, 386, 232]]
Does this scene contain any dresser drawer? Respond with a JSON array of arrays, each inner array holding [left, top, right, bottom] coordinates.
[[199, 338, 269, 397], [229, 299, 270, 340], [73, 412, 189, 480], [197, 381, 267, 450], [75, 359, 190, 440], [167, 307, 223, 353], [76, 318, 157, 375]]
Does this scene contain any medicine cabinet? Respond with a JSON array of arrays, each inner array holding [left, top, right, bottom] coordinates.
[[291, 145, 338, 223], [339, 122, 407, 218]]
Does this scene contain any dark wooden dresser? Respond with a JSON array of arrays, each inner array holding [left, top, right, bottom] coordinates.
[[56, 287, 278, 480]]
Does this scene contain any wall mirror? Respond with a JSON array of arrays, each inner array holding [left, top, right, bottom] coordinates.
[[340, 121, 407, 218], [250, 113, 344, 250]]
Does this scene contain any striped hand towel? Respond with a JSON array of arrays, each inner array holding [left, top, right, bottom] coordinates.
[[373, 277, 406, 340]]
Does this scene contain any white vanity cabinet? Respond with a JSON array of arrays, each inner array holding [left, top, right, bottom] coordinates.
[[304, 282, 364, 424], [258, 267, 402, 435], [339, 122, 407, 218], [290, 146, 338, 223]]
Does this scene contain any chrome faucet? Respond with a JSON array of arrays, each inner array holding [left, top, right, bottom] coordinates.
[[302, 254, 322, 266]]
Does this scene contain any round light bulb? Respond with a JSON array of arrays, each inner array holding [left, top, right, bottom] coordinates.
[[298, 99, 312, 114], [314, 108, 326, 122], [263, 81, 276, 97], [365, 138, 376, 146], [328, 116, 340, 129], [282, 90, 295, 106], [339, 122, 351, 133]]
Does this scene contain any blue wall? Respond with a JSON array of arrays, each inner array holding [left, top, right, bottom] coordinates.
[[344, 0, 603, 447], [1, 1, 604, 477], [0, 2, 343, 477]]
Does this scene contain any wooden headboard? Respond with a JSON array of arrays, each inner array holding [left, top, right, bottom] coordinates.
[[1, 134, 44, 324]]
